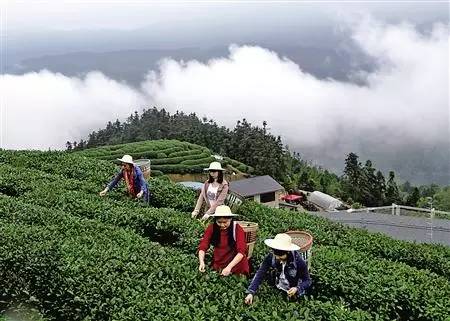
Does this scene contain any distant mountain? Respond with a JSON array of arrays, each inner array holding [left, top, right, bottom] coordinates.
[[298, 142, 450, 186], [7, 45, 374, 87]]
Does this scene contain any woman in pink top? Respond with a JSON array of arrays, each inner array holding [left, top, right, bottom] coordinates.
[[191, 162, 229, 220]]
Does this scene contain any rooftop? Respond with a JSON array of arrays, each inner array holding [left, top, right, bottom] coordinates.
[[229, 175, 284, 197]]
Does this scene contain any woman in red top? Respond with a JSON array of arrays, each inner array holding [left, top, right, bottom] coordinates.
[[198, 205, 249, 276]]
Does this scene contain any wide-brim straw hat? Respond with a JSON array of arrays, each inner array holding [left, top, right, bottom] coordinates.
[[264, 233, 300, 251], [117, 154, 134, 165], [204, 161, 225, 171], [209, 205, 238, 217]]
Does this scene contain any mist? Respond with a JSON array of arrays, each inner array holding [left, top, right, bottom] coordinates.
[[142, 18, 449, 184], [1, 71, 146, 149], [1, 17, 448, 184]]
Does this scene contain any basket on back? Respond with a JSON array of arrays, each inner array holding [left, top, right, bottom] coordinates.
[[134, 159, 151, 179], [235, 221, 258, 258], [285, 230, 313, 270]]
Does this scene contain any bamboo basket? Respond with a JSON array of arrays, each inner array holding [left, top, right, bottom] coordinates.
[[285, 230, 313, 270], [236, 221, 258, 258]]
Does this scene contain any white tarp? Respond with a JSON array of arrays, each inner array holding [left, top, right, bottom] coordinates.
[[308, 191, 343, 211]]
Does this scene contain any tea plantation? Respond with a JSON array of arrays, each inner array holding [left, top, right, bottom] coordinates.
[[75, 139, 253, 175], [0, 149, 449, 321]]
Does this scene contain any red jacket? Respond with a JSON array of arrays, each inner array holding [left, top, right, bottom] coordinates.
[[198, 223, 249, 275]]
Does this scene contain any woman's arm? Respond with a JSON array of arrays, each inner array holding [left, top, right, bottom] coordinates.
[[135, 166, 147, 194], [295, 253, 312, 293], [193, 183, 206, 215], [107, 170, 124, 191], [198, 224, 214, 272], [246, 254, 272, 294], [222, 253, 244, 276], [198, 250, 206, 272], [222, 224, 246, 275]]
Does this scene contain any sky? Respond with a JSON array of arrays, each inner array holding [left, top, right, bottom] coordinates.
[[0, 1, 449, 184], [4, 1, 447, 32]]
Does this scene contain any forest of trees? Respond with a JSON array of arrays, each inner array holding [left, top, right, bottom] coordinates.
[[69, 107, 450, 211]]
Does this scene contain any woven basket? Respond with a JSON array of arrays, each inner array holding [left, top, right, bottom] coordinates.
[[246, 242, 256, 259], [285, 230, 313, 269], [134, 159, 151, 179], [236, 221, 259, 258], [285, 230, 313, 251], [236, 221, 258, 243]]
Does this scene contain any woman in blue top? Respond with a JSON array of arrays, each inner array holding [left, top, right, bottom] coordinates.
[[244, 233, 311, 305], [99, 154, 149, 202]]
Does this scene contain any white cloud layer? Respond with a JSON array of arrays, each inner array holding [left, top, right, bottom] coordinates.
[[144, 18, 449, 149], [1, 17, 448, 183], [1, 71, 146, 149]]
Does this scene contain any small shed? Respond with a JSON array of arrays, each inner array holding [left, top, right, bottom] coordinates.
[[308, 191, 343, 211], [228, 175, 285, 208]]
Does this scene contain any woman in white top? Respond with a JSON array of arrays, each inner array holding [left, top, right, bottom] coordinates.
[[191, 162, 229, 220]]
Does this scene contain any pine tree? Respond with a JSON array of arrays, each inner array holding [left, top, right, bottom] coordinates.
[[406, 187, 420, 207], [376, 170, 386, 206], [342, 153, 363, 203], [386, 171, 401, 204], [361, 160, 379, 206]]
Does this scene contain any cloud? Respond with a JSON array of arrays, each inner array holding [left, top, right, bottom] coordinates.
[[144, 18, 449, 147], [1, 17, 448, 183], [1, 71, 146, 149], [141, 17, 449, 183]]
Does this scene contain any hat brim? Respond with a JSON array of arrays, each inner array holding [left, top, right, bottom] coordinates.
[[264, 239, 300, 251], [117, 158, 134, 164], [209, 213, 238, 217], [204, 167, 225, 171]]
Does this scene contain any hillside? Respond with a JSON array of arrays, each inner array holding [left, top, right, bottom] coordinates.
[[0, 150, 449, 320], [75, 139, 253, 176], [73, 107, 450, 210]]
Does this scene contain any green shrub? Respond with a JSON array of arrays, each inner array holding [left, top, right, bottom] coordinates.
[[168, 149, 204, 158], [237, 164, 248, 172], [2, 150, 450, 321], [180, 156, 216, 166], [148, 177, 197, 212], [352, 202, 363, 209], [0, 196, 374, 321], [151, 170, 164, 177]]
